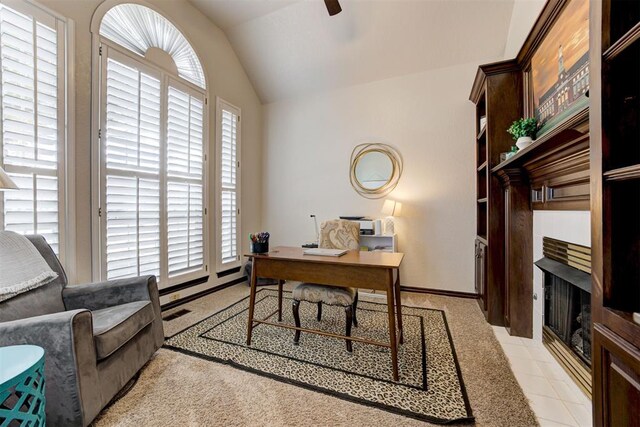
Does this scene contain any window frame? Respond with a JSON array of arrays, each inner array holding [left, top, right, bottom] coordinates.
[[93, 37, 209, 288], [215, 97, 241, 273], [0, 0, 75, 280], [165, 76, 208, 281]]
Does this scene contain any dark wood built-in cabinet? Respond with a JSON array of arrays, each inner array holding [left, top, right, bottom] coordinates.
[[590, 0, 640, 425], [468, 0, 639, 423], [470, 0, 593, 340], [470, 62, 523, 325]]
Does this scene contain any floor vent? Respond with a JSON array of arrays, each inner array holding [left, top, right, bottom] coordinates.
[[162, 309, 191, 321]]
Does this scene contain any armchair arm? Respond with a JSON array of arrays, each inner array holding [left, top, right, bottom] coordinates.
[[0, 310, 101, 426], [63, 275, 164, 350], [62, 275, 156, 311]]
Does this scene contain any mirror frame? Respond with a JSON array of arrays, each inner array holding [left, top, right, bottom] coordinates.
[[349, 143, 403, 199]]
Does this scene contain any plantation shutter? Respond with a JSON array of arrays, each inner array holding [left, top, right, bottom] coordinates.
[[102, 52, 161, 280], [99, 44, 207, 287], [166, 83, 204, 276], [217, 99, 240, 270], [0, 2, 65, 256]]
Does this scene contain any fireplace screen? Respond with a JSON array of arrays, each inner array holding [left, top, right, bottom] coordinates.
[[544, 274, 591, 365]]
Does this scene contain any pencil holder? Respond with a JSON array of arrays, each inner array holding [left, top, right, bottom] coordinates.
[[251, 241, 269, 254]]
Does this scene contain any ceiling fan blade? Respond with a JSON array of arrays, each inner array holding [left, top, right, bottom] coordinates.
[[324, 0, 342, 16]]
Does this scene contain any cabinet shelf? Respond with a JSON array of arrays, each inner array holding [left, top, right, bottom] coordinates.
[[603, 307, 640, 350], [359, 234, 397, 253], [603, 20, 640, 62], [604, 164, 640, 181]]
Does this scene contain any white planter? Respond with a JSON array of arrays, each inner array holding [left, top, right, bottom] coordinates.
[[516, 136, 533, 150]]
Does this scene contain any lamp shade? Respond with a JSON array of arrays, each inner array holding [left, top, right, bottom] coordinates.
[[0, 167, 18, 190], [394, 202, 402, 217], [381, 199, 402, 217]]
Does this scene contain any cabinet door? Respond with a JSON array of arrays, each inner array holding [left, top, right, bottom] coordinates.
[[475, 239, 487, 310], [474, 241, 480, 293], [593, 324, 640, 427]]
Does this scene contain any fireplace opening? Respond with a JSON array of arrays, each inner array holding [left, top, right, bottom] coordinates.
[[535, 236, 592, 396], [544, 273, 591, 365]]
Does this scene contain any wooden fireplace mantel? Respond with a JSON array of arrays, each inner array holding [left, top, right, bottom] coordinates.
[[492, 106, 589, 173], [493, 110, 591, 212], [493, 124, 590, 337]]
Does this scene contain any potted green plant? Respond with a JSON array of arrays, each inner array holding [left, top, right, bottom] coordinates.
[[507, 117, 539, 150]]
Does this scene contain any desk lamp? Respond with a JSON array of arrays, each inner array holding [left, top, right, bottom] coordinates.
[[311, 214, 319, 245], [381, 199, 401, 235]]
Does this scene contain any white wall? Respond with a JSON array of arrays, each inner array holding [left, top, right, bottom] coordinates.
[[503, 0, 546, 58], [35, 0, 546, 297], [263, 61, 488, 292], [532, 210, 591, 341], [40, 0, 263, 299], [259, 1, 551, 293]]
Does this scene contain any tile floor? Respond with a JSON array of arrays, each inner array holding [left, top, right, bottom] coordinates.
[[492, 326, 592, 427]]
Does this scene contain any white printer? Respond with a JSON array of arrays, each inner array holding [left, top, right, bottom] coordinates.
[[356, 220, 375, 235]]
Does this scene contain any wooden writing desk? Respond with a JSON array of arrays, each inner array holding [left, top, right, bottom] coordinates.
[[245, 246, 405, 381]]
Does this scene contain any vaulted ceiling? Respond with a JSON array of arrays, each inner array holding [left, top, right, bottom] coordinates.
[[189, 0, 516, 103]]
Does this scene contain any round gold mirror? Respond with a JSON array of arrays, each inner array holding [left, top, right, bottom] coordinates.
[[350, 143, 402, 199], [354, 151, 393, 190]]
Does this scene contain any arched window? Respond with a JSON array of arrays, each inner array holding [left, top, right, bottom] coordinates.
[[99, 4, 205, 88], [94, 2, 208, 287]]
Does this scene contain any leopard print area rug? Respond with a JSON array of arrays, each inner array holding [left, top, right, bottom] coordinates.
[[165, 289, 473, 424]]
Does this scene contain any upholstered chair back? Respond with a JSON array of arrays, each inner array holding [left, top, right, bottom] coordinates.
[[319, 220, 360, 251], [0, 235, 68, 322]]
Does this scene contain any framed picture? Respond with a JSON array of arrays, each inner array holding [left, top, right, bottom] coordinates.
[[529, 0, 589, 136]]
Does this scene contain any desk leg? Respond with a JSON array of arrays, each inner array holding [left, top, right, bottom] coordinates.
[[394, 269, 404, 344], [278, 280, 284, 322], [386, 274, 399, 381], [246, 260, 258, 345]]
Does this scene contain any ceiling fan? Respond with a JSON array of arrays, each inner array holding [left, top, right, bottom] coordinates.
[[324, 0, 342, 16]]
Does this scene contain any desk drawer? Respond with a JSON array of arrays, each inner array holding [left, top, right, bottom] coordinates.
[[253, 258, 392, 290]]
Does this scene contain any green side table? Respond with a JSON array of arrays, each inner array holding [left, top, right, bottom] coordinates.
[[0, 345, 45, 426]]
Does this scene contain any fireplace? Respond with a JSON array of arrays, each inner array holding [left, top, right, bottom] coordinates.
[[544, 273, 591, 364], [535, 236, 592, 396]]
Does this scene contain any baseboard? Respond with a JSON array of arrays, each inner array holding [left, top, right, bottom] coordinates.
[[400, 286, 479, 299], [161, 282, 477, 311], [159, 275, 210, 296], [161, 276, 247, 311]]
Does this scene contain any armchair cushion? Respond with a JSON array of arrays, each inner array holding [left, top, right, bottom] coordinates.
[[92, 301, 155, 360]]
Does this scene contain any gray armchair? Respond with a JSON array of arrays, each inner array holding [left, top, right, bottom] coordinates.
[[0, 235, 164, 426]]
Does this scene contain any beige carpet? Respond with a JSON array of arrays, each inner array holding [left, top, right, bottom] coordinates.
[[93, 285, 538, 426]]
